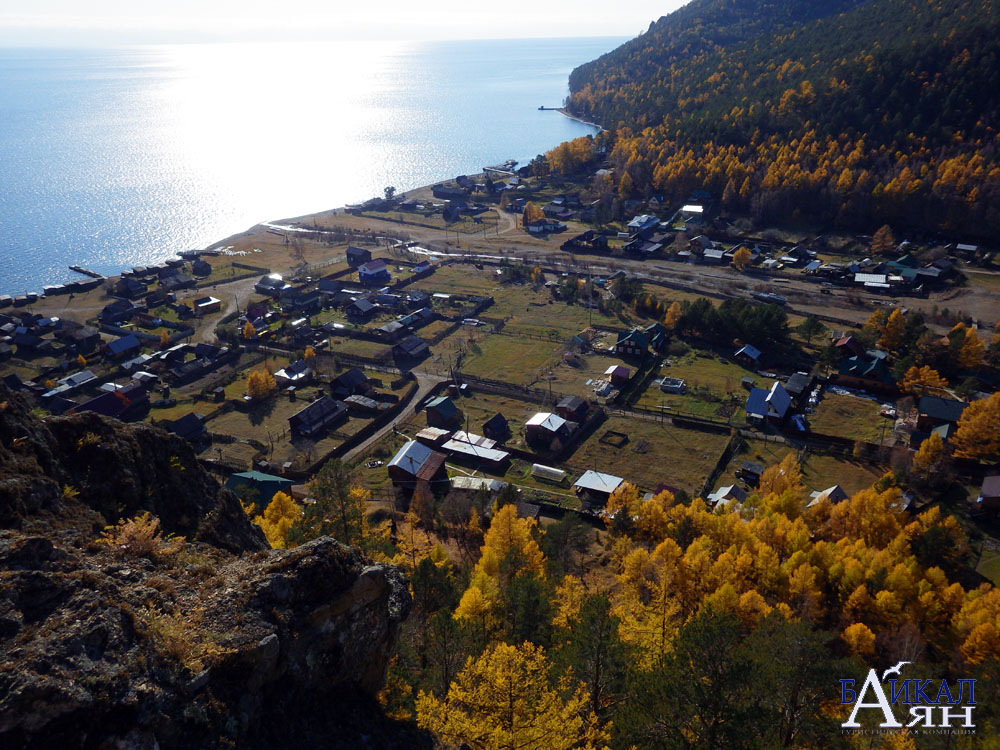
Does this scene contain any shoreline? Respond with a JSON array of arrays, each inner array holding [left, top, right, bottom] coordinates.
[[554, 107, 604, 133]]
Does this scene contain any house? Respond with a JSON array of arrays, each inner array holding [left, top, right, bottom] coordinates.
[[707, 484, 748, 509], [644, 322, 669, 352], [167, 412, 208, 443], [574, 470, 625, 505], [482, 412, 510, 441], [561, 230, 608, 253], [289, 396, 348, 437], [425, 396, 462, 429], [738, 461, 764, 486], [835, 336, 867, 358], [64, 326, 101, 353], [836, 354, 895, 390], [114, 277, 147, 299], [346, 246, 372, 266], [69, 382, 148, 421], [689, 235, 716, 253], [745, 381, 791, 424], [43, 369, 97, 398], [525, 412, 571, 449], [616, 329, 649, 358], [281, 289, 325, 315], [604, 365, 631, 387], [108, 333, 142, 359], [398, 307, 435, 329], [255, 274, 291, 296], [413, 260, 432, 275], [358, 259, 391, 285], [785, 372, 815, 404], [627, 214, 659, 238], [192, 259, 212, 277], [976, 476, 1000, 514], [527, 218, 566, 234], [734, 344, 762, 367], [331, 368, 369, 399], [387, 440, 447, 493], [274, 359, 313, 387], [916, 396, 967, 432], [225, 471, 295, 509], [807, 485, 849, 508], [159, 272, 195, 292], [373, 293, 404, 311], [100, 299, 142, 324], [193, 296, 222, 315], [377, 320, 407, 341], [393, 335, 430, 361], [556, 395, 589, 422], [345, 298, 376, 323], [451, 476, 508, 494]]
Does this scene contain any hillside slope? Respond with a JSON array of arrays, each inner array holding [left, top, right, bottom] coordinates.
[[568, 0, 1000, 235]]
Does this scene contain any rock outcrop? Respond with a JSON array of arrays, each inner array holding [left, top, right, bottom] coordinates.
[[0, 385, 427, 748]]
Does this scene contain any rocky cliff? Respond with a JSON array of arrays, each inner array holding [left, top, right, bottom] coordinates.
[[0, 384, 427, 749]]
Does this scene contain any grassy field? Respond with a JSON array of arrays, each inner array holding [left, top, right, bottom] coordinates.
[[565, 415, 732, 494], [810, 392, 890, 444], [724, 437, 884, 497], [632, 349, 755, 420], [410, 263, 500, 296], [327, 336, 392, 360], [148, 398, 219, 423], [459, 334, 564, 383], [360, 209, 500, 235]]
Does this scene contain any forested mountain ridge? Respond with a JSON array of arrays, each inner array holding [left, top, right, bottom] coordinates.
[[568, 0, 1000, 236]]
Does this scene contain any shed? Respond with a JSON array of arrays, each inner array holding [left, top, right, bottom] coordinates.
[[425, 396, 461, 428], [387, 440, 447, 492], [482, 412, 510, 441], [224, 471, 294, 508]]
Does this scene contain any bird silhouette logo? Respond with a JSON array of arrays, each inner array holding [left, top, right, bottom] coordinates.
[[881, 662, 910, 681]]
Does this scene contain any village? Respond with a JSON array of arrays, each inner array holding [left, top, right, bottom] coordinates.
[[2, 159, 999, 580]]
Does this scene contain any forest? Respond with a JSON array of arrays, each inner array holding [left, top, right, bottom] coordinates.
[[566, 0, 1000, 236]]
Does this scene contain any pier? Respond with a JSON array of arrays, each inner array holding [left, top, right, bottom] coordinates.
[[69, 265, 105, 279]]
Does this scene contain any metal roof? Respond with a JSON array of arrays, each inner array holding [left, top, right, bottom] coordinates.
[[574, 470, 624, 495], [525, 412, 567, 432]]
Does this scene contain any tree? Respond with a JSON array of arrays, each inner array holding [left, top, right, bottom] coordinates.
[[242, 321, 257, 340], [522, 201, 544, 227], [732, 246, 752, 271], [958, 327, 985, 369], [878, 308, 906, 352], [291, 459, 370, 547], [900, 365, 947, 397], [795, 315, 825, 345], [252, 491, 300, 549], [911, 432, 948, 485], [246, 368, 276, 399], [415, 641, 607, 750], [842, 622, 876, 655], [304, 345, 316, 361], [75, 353, 87, 368], [554, 593, 629, 722], [663, 300, 682, 329], [950, 392, 1000, 462], [871, 224, 895, 255], [384, 185, 396, 201], [159, 329, 170, 348]]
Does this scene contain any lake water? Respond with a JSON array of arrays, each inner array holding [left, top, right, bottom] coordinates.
[[0, 37, 621, 295]]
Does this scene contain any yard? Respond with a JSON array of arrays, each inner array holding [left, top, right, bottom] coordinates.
[[632, 348, 755, 420], [409, 263, 500, 296], [564, 414, 732, 495], [809, 391, 892, 444], [538, 352, 635, 399], [720, 437, 884, 498], [327, 336, 392, 361]]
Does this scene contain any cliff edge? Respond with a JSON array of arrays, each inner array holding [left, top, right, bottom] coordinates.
[[0, 384, 427, 749]]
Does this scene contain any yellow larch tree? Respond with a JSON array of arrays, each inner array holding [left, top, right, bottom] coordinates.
[[242, 321, 257, 339], [732, 246, 752, 271], [871, 224, 895, 255], [911, 432, 946, 482], [663, 300, 682, 329], [246, 368, 276, 399], [949, 392, 1000, 462], [957, 326, 985, 369], [253, 491, 300, 549], [615, 539, 684, 669], [415, 641, 607, 750], [841, 622, 876, 655], [522, 201, 544, 227], [877, 308, 905, 352], [900, 365, 947, 396]]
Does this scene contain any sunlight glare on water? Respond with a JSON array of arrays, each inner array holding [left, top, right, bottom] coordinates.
[[0, 37, 619, 294]]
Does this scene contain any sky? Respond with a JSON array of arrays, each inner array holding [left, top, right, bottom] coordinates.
[[0, 1, 691, 46]]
